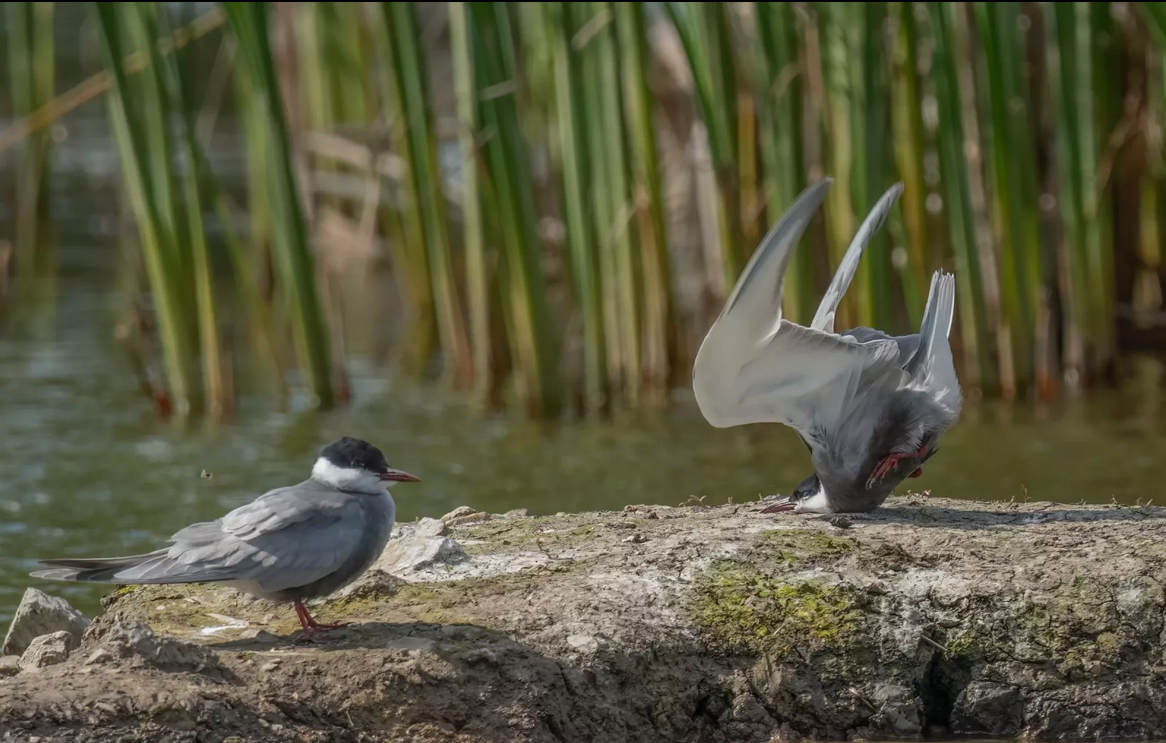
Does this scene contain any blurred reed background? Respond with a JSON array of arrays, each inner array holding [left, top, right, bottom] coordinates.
[[3, 2, 1166, 423]]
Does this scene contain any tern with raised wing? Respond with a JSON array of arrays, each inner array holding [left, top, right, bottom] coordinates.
[[692, 178, 962, 514]]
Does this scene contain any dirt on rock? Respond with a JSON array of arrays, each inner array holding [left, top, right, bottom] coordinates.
[[2, 494, 1164, 743]]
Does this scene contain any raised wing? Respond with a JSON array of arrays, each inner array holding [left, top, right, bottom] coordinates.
[[693, 177, 908, 442], [810, 182, 904, 334], [706, 178, 833, 350], [904, 270, 962, 414], [698, 318, 906, 441]]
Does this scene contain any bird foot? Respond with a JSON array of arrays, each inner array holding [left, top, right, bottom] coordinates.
[[309, 620, 350, 631], [866, 446, 929, 489], [293, 626, 343, 645]]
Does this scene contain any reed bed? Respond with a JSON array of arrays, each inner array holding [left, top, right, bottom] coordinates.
[[4, 2, 1166, 419]]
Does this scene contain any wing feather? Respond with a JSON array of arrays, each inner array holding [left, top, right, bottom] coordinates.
[[82, 487, 368, 593], [810, 182, 904, 333]]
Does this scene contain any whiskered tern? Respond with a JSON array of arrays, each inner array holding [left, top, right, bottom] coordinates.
[[31, 437, 419, 643], [692, 178, 962, 514]]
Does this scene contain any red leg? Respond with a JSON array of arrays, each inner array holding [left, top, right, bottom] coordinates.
[[293, 599, 347, 644], [867, 444, 929, 489]]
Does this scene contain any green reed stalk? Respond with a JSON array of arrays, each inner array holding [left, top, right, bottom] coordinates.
[[852, 2, 895, 331], [616, 0, 675, 396], [927, 1, 994, 393], [449, 1, 493, 408], [974, 1, 1043, 392], [590, 2, 641, 406], [5, 1, 55, 287], [296, 3, 335, 210], [471, 2, 561, 418], [574, 3, 624, 395], [366, 6, 436, 374], [193, 142, 287, 406], [664, 1, 742, 291], [889, 1, 926, 327], [224, 2, 335, 408], [754, 1, 812, 324], [815, 3, 857, 327], [94, 1, 195, 416], [549, 1, 607, 414], [163, 4, 227, 418], [1087, 0, 1117, 375], [231, 56, 271, 266], [1044, 1, 1097, 385], [382, 1, 473, 389]]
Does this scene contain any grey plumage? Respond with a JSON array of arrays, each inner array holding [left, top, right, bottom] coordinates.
[[692, 178, 962, 514], [32, 437, 419, 641]]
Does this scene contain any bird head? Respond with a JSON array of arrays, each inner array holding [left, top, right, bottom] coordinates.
[[312, 437, 420, 494]]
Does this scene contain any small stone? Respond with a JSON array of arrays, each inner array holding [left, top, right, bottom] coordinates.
[[440, 506, 477, 522], [337, 569, 407, 599], [566, 634, 599, 653], [462, 647, 497, 665], [0, 656, 21, 677], [385, 636, 436, 653], [413, 517, 448, 539], [377, 536, 465, 574], [646, 511, 660, 520], [100, 619, 219, 674], [446, 512, 492, 527], [829, 515, 853, 529], [3, 588, 90, 656], [951, 681, 1024, 736], [238, 629, 279, 644], [18, 631, 73, 672], [623, 533, 647, 544]]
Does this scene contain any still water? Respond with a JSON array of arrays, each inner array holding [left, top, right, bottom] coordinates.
[[2, 236, 1164, 623]]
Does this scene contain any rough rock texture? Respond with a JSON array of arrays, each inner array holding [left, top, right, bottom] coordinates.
[[2, 587, 90, 656], [0, 656, 19, 677], [0, 494, 1164, 743], [18, 631, 74, 672]]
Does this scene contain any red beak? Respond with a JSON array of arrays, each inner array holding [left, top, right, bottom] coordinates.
[[380, 468, 420, 483]]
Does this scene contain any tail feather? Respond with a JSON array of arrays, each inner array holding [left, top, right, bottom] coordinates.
[[31, 549, 170, 584], [905, 270, 956, 380]]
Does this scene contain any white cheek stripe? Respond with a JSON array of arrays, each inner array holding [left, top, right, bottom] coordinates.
[[795, 486, 832, 514], [311, 458, 385, 493]]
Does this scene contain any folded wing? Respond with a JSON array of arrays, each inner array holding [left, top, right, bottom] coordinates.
[[34, 486, 367, 594]]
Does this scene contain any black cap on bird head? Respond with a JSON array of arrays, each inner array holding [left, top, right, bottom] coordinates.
[[318, 437, 421, 483]]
